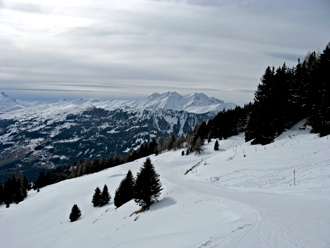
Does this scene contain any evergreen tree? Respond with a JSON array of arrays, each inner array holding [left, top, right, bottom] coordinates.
[[113, 153, 123, 166], [114, 170, 135, 208], [100, 184, 111, 207], [92, 187, 102, 207], [125, 151, 133, 163], [163, 134, 176, 151], [246, 66, 279, 144], [134, 158, 162, 209], [148, 137, 158, 155], [309, 43, 330, 136], [192, 137, 204, 154], [0, 182, 3, 204], [214, 140, 219, 151], [69, 204, 81, 222]]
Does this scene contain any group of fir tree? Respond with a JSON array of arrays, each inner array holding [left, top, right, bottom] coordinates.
[[114, 157, 162, 210], [92, 184, 111, 207], [0, 172, 30, 208], [69, 158, 162, 222]]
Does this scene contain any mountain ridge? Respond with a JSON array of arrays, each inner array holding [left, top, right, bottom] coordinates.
[[0, 91, 235, 115]]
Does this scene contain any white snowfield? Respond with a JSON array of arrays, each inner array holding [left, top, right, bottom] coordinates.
[[1, 124, 330, 248]]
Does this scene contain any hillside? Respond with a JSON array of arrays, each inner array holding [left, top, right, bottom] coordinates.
[[1, 124, 330, 248]]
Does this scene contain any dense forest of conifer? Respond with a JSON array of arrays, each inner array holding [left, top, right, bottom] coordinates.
[[246, 42, 330, 144]]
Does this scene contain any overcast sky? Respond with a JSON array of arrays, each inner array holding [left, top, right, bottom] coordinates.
[[1, 0, 329, 105]]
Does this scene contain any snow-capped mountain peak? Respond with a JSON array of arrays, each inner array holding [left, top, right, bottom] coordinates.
[[124, 91, 235, 114], [0, 92, 24, 114]]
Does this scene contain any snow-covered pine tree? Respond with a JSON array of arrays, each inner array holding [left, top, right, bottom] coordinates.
[[134, 158, 162, 209]]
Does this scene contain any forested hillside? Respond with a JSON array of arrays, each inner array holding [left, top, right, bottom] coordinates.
[[245, 43, 330, 144]]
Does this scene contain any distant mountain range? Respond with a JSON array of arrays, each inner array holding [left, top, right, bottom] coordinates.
[[1, 91, 235, 115], [0, 91, 236, 181], [92, 91, 235, 114]]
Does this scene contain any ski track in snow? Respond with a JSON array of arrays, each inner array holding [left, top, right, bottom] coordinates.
[[1, 125, 330, 248]]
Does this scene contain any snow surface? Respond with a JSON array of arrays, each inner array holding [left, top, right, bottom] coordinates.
[[1, 126, 330, 248]]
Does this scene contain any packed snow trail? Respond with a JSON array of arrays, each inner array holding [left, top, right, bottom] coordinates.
[[159, 163, 330, 248], [187, 181, 330, 248]]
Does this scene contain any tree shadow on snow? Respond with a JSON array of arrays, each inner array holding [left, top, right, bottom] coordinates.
[[150, 197, 177, 212]]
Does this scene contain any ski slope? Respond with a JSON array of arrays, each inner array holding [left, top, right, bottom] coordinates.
[[1, 125, 330, 248]]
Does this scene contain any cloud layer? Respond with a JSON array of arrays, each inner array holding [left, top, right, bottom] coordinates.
[[1, 0, 329, 104]]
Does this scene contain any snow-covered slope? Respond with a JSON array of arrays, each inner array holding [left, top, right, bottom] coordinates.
[[1, 126, 330, 248], [0, 92, 24, 114]]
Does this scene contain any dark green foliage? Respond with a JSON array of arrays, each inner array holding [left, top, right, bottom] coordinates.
[[148, 138, 158, 155], [100, 185, 111, 207], [195, 122, 208, 141], [92, 187, 102, 207], [214, 140, 219, 151], [114, 170, 135, 208], [92, 185, 111, 207], [1, 172, 29, 207], [192, 137, 204, 154], [207, 104, 252, 141], [246, 64, 295, 144], [163, 134, 176, 151], [308, 43, 330, 136], [246, 42, 330, 143], [134, 158, 162, 209], [0, 182, 3, 205], [34, 166, 72, 190], [32, 135, 157, 190], [69, 204, 81, 222]]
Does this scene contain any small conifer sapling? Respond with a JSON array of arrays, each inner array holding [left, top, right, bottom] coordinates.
[[69, 204, 81, 222], [214, 140, 219, 151]]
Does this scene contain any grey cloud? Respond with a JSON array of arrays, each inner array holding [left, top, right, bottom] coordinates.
[[265, 52, 305, 63], [1, 0, 330, 104]]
